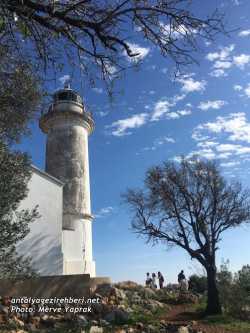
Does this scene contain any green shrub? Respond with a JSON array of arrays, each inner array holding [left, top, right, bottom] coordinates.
[[188, 274, 207, 294], [218, 263, 250, 320]]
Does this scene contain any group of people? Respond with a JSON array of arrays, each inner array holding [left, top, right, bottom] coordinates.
[[145, 269, 188, 291], [145, 271, 165, 289]]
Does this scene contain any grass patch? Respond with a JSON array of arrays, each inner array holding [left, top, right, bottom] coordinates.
[[202, 314, 250, 333], [184, 297, 250, 333], [127, 306, 168, 326]]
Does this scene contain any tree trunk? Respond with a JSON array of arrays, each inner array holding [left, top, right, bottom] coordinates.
[[206, 264, 222, 315]]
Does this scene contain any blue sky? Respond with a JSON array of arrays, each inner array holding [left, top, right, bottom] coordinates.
[[18, 0, 250, 284]]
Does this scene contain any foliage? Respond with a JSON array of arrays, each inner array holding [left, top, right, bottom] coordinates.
[[0, 38, 41, 278], [0, 142, 39, 278], [189, 274, 207, 294], [217, 261, 234, 314], [0, 0, 226, 91], [123, 157, 250, 315], [0, 48, 41, 144], [217, 263, 250, 320]]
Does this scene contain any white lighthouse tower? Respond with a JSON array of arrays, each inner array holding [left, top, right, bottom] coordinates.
[[39, 85, 96, 277]]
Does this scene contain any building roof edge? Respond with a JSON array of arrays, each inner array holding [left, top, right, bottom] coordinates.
[[31, 165, 64, 187]]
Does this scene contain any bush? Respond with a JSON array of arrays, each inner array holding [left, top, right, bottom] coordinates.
[[188, 274, 207, 294], [217, 263, 250, 320], [217, 262, 233, 313]]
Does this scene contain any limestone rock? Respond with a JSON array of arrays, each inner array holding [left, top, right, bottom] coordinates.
[[136, 322, 144, 329], [140, 287, 157, 299], [104, 309, 129, 324], [89, 326, 104, 333], [145, 299, 165, 312], [95, 284, 113, 297], [178, 293, 198, 304], [146, 324, 158, 333], [11, 316, 25, 327], [0, 304, 9, 314], [99, 319, 110, 327], [77, 315, 88, 327], [178, 326, 190, 333], [24, 323, 38, 332]]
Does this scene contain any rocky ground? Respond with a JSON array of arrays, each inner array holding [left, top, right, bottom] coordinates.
[[0, 281, 241, 333]]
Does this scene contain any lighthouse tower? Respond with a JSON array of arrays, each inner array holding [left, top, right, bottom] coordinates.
[[39, 85, 96, 277]]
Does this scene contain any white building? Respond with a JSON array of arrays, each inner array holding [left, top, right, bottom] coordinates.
[[18, 87, 96, 277]]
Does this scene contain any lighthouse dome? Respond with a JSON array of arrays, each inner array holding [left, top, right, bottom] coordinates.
[[53, 86, 83, 105]]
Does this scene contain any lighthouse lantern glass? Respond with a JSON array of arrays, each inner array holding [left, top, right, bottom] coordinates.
[[54, 90, 82, 104]]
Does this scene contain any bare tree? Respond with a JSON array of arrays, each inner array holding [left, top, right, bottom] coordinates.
[[123, 158, 250, 315], [0, 0, 226, 91]]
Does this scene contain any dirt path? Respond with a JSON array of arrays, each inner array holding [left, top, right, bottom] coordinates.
[[162, 304, 240, 333]]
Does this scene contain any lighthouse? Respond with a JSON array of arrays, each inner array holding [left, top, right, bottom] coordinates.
[[39, 85, 96, 277]]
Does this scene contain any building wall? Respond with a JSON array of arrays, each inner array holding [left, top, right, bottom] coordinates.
[[17, 166, 64, 276]]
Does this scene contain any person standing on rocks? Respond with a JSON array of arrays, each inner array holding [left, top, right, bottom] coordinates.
[[145, 272, 152, 287], [151, 273, 157, 288], [158, 271, 164, 289], [178, 270, 188, 291]]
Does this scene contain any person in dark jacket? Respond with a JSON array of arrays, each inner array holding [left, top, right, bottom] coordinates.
[[145, 272, 152, 287], [158, 271, 165, 289]]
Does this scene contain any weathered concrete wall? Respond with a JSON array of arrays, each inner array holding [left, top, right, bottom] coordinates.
[[18, 167, 64, 276], [62, 219, 95, 277], [45, 117, 91, 231], [0, 274, 90, 297]]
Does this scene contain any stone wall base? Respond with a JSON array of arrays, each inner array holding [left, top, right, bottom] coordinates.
[[0, 275, 111, 298]]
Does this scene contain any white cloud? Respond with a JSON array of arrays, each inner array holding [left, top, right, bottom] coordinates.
[[216, 144, 250, 155], [98, 59, 117, 76], [151, 96, 190, 121], [151, 100, 171, 121], [220, 161, 240, 167], [161, 68, 168, 74], [178, 77, 206, 93], [186, 148, 216, 160], [244, 84, 250, 97], [160, 22, 197, 41], [108, 113, 148, 136], [189, 139, 250, 163], [198, 100, 227, 111], [193, 113, 250, 143], [205, 46, 250, 74], [166, 112, 180, 119], [234, 83, 250, 97], [234, 84, 243, 91], [206, 45, 235, 62], [94, 206, 114, 219], [177, 109, 192, 116], [108, 93, 187, 136], [213, 60, 232, 69], [233, 54, 250, 69], [92, 87, 103, 94], [238, 29, 250, 37], [59, 74, 70, 86], [210, 69, 227, 77], [142, 136, 175, 152], [126, 43, 150, 61], [197, 141, 218, 148], [158, 137, 175, 144], [99, 111, 109, 117]]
